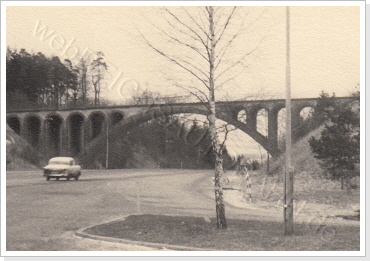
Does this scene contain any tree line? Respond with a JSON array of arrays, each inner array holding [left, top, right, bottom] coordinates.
[[6, 48, 107, 110]]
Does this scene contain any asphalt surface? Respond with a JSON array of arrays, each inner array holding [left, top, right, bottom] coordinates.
[[6, 169, 249, 251]]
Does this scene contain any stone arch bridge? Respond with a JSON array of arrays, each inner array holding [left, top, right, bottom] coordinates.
[[6, 97, 355, 159]]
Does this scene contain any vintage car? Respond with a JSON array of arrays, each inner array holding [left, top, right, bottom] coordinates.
[[43, 157, 81, 181]]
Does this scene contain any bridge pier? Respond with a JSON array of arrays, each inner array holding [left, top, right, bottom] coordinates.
[[84, 119, 91, 145], [268, 110, 278, 148], [246, 109, 257, 131], [45, 115, 64, 158], [61, 120, 68, 156], [19, 118, 26, 140], [67, 113, 86, 157], [291, 106, 302, 129], [38, 120, 46, 152]]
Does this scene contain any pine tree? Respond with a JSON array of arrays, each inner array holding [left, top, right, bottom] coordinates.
[[309, 99, 360, 189]]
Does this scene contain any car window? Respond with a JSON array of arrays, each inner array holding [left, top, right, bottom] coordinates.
[[49, 161, 68, 165]]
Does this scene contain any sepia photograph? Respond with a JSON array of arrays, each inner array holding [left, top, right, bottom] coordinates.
[[2, 0, 365, 256]]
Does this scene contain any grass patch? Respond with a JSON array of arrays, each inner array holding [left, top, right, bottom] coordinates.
[[248, 171, 360, 208], [250, 124, 360, 210], [84, 214, 360, 251]]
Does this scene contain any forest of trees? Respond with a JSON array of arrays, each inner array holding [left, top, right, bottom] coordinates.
[[6, 48, 107, 110]]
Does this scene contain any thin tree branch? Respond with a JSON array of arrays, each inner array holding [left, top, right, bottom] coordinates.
[[165, 8, 210, 55], [173, 82, 210, 106], [214, 7, 237, 46], [215, 34, 266, 81], [215, 49, 254, 82], [214, 8, 269, 71], [148, 18, 210, 63], [173, 55, 210, 81], [162, 73, 209, 104], [139, 31, 210, 89], [164, 17, 201, 44], [182, 7, 211, 41], [215, 70, 246, 91], [214, 13, 248, 70]]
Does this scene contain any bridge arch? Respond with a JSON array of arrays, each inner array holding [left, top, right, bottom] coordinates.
[[24, 114, 42, 148], [292, 102, 316, 123], [7, 116, 21, 135], [228, 105, 245, 121], [45, 113, 63, 157], [256, 108, 268, 137], [88, 111, 107, 141], [67, 112, 86, 156], [245, 104, 268, 131], [237, 109, 247, 124], [299, 107, 314, 120], [66, 112, 86, 122], [277, 108, 286, 149], [78, 105, 281, 164], [110, 111, 124, 125]]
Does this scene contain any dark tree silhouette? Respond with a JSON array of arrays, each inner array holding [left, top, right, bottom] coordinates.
[[309, 95, 360, 190], [91, 52, 108, 106], [6, 48, 106, 110]]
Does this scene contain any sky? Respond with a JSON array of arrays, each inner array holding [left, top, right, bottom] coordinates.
[[6, 5, 360, 101], [5, 4, 362, 159]]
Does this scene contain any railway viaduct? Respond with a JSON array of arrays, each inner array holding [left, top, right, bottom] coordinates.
[[6, 97, 355, 159]]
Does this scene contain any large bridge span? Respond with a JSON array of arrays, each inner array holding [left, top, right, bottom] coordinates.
[[6, 97, 355, 159]]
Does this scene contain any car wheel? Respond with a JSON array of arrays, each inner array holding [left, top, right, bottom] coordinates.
[[56, 177, 60, 181], [66, 177, 70, 181], [74, 176, 79, 181], [46, 176, 50, 181]]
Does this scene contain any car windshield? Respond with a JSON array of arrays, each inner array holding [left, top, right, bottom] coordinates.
[[49, 160, 69, 165]]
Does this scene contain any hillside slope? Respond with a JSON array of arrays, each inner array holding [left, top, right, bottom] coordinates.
[[6, 125, 46, 170], [228, 125, 360, 211], [268, 126, 325, 177]]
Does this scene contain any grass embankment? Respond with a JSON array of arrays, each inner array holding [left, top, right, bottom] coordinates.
[[6, 125, 46, 170], [245, 126, 360, 210], [84, 214, 359, 251]]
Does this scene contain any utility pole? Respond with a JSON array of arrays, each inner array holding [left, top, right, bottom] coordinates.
[[284, 6, 294, 235], [105, 120, 109, 169]]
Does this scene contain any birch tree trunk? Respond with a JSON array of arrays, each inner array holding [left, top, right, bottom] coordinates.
[[208, 6, 227, 229]]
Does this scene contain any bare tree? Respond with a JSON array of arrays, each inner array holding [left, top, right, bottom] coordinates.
[[78, 58, 89, 106], [141, 6, 263, 229], [91, 52, 108, 106]]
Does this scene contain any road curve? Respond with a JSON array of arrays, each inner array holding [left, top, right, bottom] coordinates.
[[6, 169, 226, 251]]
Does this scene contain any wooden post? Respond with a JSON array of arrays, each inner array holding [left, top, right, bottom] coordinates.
[[284, 6, 294, 235], [105, 119, 109, 169]]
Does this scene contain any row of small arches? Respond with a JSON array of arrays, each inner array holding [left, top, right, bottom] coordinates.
[[236, 106, 314, 138], [6, 111, 125, 157]]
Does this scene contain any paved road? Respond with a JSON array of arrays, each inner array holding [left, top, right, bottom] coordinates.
[[6, 169, 252, 251]]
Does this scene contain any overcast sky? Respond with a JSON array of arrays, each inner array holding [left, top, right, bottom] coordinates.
[[5, 4, 361, 157], [7, 5, 360, 103]]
